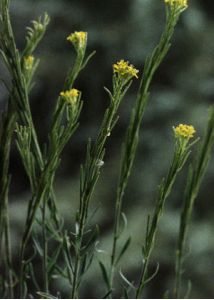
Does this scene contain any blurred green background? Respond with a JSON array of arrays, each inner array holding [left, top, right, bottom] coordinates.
[[0, 0, 214, 298]]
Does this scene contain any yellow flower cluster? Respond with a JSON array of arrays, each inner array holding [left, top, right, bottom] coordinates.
[[24, 55, 34, 70], [67, 31, 87, 49], [113, 60, 139, 79], [173, 124, 196, 139], [60, 89, 79, 105], [165, 0, 188, 9]]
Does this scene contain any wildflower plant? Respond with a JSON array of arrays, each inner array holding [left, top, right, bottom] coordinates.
[[174, 109, 214, 298], [68, 59, 139, 299], [135, 125, 197, 298], [0, 0, 213, 299]]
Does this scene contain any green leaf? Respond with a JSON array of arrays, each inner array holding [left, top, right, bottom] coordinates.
[[99, 261, 110, 290], [115, 237, 131, 265], [47, 244, 62, 274], [144, 263, 159, 285], [119, 269, 135, 290], [102, 290, 113, 299]]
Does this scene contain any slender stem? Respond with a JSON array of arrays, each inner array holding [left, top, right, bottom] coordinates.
[[174, 250, 182, 298], [0, 102, 16, 298], [109, 186, 124, 289], [5, 216, 14, 298], [70, 207, 87, 298], [42, 199, 49, 293], [136, 258, 149, 299], [71, 260, 80, 299], [174, 192, 193, 298], [71, 179, 92, 298], [19, 248, 25, 299], [70, 240, 82, 298]]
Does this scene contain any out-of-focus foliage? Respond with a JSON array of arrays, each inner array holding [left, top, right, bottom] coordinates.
[[0, 0, 213, 298]]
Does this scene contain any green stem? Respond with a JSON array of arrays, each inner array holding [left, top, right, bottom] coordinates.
[[19, 248, 25, 299], [70, 197, 89, 298], [109, 184, 124, 290], [109, 7, 181, 295], [42, 199, 49, 293], [0, 102, 16, 298], [136, 138, 192, 298], [5, 203, 14, 299]]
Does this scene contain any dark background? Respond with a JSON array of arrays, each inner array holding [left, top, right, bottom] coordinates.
[[0, 0, 213, 298]]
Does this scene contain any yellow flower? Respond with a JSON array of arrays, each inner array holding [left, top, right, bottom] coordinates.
[[24, 55, 34, 70], [173, 124, 196, 139], [113, 60, 139, 79], [67, 31, 87, 49], [164, 0, 188, 9], [60, 89, 79, 105]]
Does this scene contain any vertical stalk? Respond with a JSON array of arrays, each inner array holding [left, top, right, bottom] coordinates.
[[109, 4, 183, 294], [109, 183, 124, 289], [136, 129, 196, 298], [4, 200, 14, 299], [0, 101, 16, 298], [42, 199, 49, 293], [174, 107, 214, 298], [71, 69, 136, 298], [70, 222, 84, 299]]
